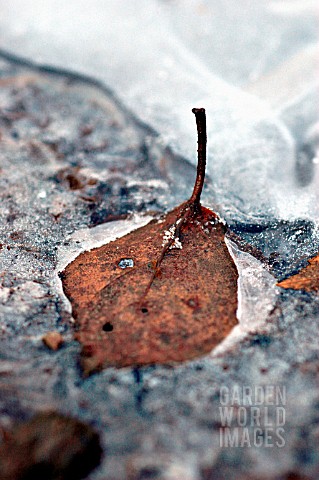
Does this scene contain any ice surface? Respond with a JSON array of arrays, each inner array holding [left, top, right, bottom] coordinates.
[[0, 0, 318, 223], [160, 0, 318, 87], [226, 239, 279, 330]]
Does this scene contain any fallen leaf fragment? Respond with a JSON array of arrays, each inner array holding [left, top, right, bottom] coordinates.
[[0, 411, 102, 480], [42, 331, 64, 351], [61, 108, 239, 374], [277, 253, 319, 292]]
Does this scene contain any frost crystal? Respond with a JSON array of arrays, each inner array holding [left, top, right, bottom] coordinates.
[[170, 238, 182, 250], [162, 226, 176, 245], [162, 225, 182, 249]]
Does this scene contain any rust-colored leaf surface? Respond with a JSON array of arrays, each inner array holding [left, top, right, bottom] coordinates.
[[277, 253, 319, 292], [61, 109, 239, 374]]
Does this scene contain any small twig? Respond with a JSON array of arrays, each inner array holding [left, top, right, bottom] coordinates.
[[189, 108, 206, 207]]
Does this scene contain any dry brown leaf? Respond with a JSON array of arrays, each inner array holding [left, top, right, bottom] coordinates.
[[61, 108, 239, 374], [277, 253, 319, 292]]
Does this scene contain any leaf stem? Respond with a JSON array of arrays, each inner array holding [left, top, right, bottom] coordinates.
[[138, 108, 207, 304], [190, 108, 206, 206]]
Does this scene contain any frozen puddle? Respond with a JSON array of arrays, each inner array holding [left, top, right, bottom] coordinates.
[[55, 216, 276, 359]]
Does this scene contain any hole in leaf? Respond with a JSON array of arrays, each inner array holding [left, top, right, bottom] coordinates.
[[102, 322, 113, 332], [141, 307, 148, 314]]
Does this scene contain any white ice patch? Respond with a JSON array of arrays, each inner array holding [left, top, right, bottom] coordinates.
[[225, 238, 279, 331], [211, 239, 279, 358]]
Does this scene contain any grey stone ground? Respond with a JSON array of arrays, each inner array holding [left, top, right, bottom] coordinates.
[[0, 57, 319, 480]]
